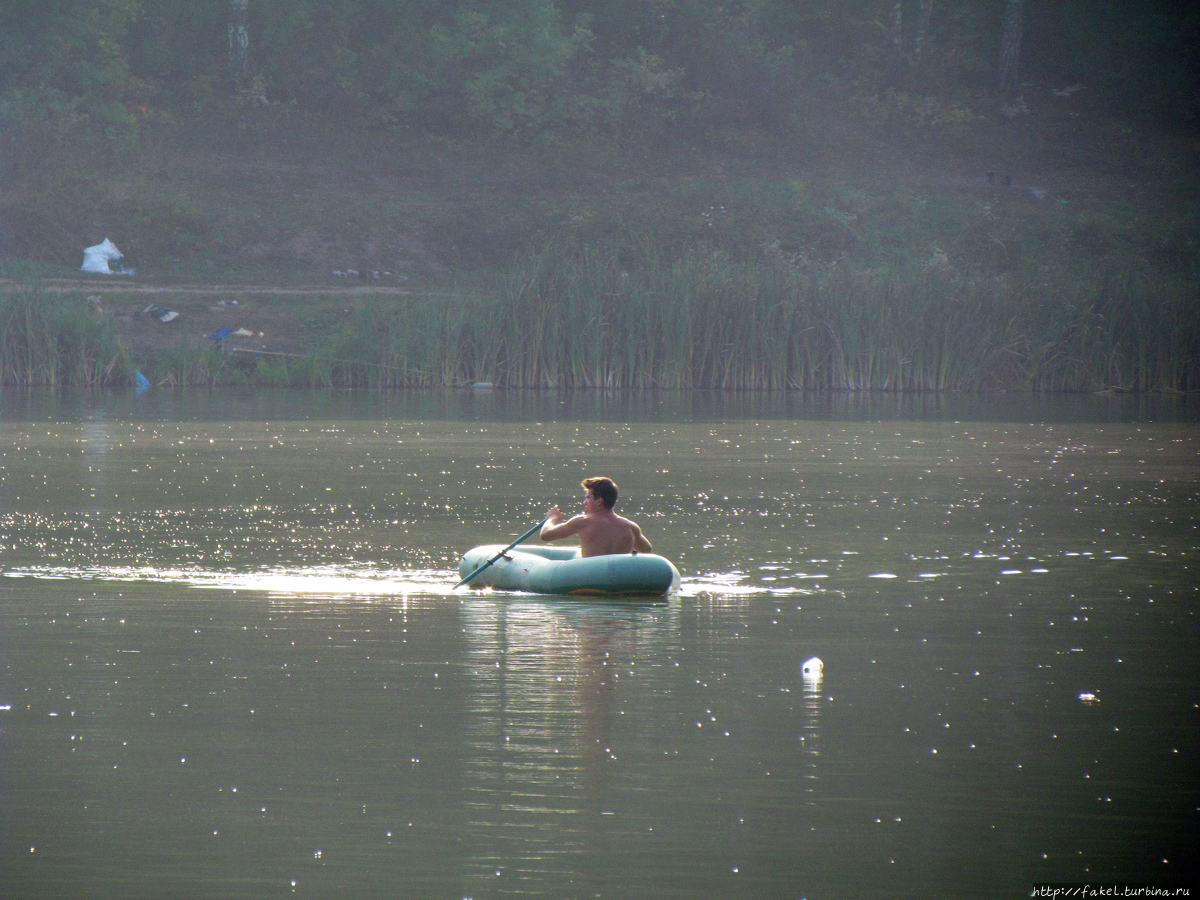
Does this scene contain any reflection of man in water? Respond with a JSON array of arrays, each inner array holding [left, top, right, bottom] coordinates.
[[541, 477, 652, 558]]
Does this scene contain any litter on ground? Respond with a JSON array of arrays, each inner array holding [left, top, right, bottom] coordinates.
[[81, 239, 124, 274], [143, 305, 179, 323]]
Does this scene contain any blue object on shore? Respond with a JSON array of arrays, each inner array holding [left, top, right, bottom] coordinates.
[[458, 544, 680, 596], [208, 326, 231, 341], [134, 370, 150, 392]]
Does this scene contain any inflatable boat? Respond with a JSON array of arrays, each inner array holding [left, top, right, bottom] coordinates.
[[458, 544, 680, 596]]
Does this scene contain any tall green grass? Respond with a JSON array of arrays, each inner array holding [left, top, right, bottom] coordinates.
[[142, 327, 232, 387], [4, 249, 1196, 391], [457, 241, 1198, 392], [0, 286, 129, 386], [301, 291, 507, 388], [275, 241, 1200, 392]]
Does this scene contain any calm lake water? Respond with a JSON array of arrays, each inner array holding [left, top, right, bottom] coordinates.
[[2, 389, 1197, 899]]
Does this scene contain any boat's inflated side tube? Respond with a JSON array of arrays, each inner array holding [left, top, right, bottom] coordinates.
[[458, 544, 680, 595]]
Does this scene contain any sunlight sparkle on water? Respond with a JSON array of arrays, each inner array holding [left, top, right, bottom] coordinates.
[[1, 398, 1196, 898], [2, 564, 456, 598]]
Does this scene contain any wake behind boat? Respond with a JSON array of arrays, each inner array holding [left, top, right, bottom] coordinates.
[[458, 544, 680, 596]]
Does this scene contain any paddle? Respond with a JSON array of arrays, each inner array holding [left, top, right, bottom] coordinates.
[[453, 519, 547, 589]]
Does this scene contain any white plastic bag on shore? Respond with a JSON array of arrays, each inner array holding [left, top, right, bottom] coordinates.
[[81, 238, 122, 274]]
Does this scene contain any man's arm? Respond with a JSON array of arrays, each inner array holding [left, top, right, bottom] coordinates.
[[632, 524, 652, 553], [541, 506, 584, 542]]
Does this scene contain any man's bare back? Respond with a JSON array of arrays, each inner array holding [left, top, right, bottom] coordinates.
[[540, 478, 652, 558]]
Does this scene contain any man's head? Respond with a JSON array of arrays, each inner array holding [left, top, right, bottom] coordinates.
[[582, 476, 618, 510]]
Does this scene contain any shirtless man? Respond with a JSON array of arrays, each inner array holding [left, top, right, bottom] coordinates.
[[540, 476, 652, 558]]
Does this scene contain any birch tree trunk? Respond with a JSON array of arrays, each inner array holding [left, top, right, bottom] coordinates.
[[997, 0, 1023, 91], [890, 1, 934, 82], [913, 0, 934, 65], [890, 2, 904, 58], [228, 0, 251, 88], [888, 1, 905, 84]]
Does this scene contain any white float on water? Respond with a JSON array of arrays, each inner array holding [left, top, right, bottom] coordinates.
[[801, 657, 824, 678]]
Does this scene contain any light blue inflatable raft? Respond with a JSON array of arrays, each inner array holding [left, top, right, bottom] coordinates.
[[458, 544, 680, 596]]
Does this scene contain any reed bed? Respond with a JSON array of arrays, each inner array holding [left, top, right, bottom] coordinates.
[[4, 247, 1196, 392], [0, 286, 128, 386], [307, 293, 505, 388], [143, 328, 232, 387], [253, 243, 1200, 392], [452, 241, 1198, 392]]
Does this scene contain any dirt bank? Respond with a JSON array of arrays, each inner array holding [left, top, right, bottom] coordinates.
[[43, 278, 419, 357]]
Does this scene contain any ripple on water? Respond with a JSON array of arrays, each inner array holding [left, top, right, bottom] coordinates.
[[6, 563, 835, 601]]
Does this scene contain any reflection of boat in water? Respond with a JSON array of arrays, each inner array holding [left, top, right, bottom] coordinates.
[[457, 592, 676, 886], [458, 544, 680, 596]]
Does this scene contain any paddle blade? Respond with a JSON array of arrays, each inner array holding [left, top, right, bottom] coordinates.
[[453, 559, 493, 590]]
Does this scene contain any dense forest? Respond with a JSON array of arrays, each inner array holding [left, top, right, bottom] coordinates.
[[1, 1, 1198, 391], [2, 1, 1197, 135]]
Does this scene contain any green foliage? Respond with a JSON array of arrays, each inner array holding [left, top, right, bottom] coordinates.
[[143, 328, 230, 387], [2, 0, 1197, 143], [2, 252, 1194, 392], [427, 3, 592, 133], [0, 4, 1195, 395], [168, 241, 1194, 394], [473, 239, 1198, 392], [254, 357, 291, 386], [307, 291, 503, 388], [1025, 2, 1200, 122], [0, 0, 142, 95], [0, 0, 149, 145], [0, 286, 129, 386], [126, 2, 225, 85], [245, 0, 593, 133]]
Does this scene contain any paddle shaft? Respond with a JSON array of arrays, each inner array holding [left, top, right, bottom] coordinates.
[[454, 519, 546, 588]]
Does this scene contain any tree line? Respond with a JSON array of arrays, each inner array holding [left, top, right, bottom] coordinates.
[[1, 0, 1196, 139]]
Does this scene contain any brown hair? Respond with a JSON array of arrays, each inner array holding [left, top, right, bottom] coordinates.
[[582, 476, 618, 509]]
